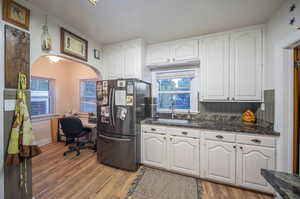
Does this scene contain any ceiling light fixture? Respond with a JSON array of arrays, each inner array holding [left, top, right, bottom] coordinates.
[[48, 56, 61, 63], [89, 0, 98, 6]]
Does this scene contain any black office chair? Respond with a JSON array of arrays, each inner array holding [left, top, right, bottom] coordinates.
[[59, 117, 93, 156]]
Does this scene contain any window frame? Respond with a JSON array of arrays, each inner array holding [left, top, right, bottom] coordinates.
[[152, 68, 199, 113], [30, 76, 56, 118], [79, 78, 97, 114]]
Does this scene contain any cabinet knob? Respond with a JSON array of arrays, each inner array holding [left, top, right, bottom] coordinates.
[[151, 128, 156, 131], [240, 146, 243, 150], [163, 137, 166, 140], [182, 131, 188, 135], [170, 137, 173, 141], [167, 58, 170, 62], [173, 58, 175, 62], [227, 97, 230, 100], [232, 97, 235, 101], [233, 145, 236, 149]]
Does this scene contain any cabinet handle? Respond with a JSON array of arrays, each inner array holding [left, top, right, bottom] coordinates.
[[216, 135, 224, 139], [182, 131, 188, 135], [151, 128, 156, 131], [251, 139, 262, 144]]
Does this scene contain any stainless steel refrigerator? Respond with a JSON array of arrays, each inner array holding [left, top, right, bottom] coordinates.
[[96, 79, 151, 171]]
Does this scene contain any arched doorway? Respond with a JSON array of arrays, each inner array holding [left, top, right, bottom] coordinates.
[[30, 55, 102, 145]]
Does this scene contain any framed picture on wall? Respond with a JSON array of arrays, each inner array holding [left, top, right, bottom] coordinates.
[[60, 28, 88, 62], [3, 0, 30, 30]]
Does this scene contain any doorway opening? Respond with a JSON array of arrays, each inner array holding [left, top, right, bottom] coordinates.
[[293, 46, 300, 174]]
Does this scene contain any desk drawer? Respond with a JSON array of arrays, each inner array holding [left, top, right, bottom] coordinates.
[[142, 125, 166, 135], [204, 131, 236, 142], [237, 135, 276, 147], [167, 127, 200, 139]]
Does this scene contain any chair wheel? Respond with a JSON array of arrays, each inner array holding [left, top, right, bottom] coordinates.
[[63, 152, 67, 156], [76, 152, 80, 156]]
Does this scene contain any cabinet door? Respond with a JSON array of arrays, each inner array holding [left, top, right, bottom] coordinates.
[[168, 136, 199, 176], [123, 43, 140, 79], [204, 141, 236, 184], [172, 40, 199, 62], [142, 132, 168, 169], [107, 45, 124, 79], [146, 44, 171, 65], [237, 145, 275, 192], [201, 35, 230, 101], [230, 29, 262, 101]]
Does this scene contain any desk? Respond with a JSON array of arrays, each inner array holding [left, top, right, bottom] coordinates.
[[50, 116, 97, 143]]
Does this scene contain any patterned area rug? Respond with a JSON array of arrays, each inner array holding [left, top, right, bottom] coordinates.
[[126, 167, 203, 199]]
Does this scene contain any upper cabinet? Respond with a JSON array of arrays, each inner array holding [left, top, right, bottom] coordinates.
[[103, 39, 150, 81], [200, 27, 263, 102], [230, 29, 262, 101], [200, 35, 230, 101], [146, 39, 199, 65]]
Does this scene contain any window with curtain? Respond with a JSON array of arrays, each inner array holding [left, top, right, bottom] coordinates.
[[31, 77, 55, 116], [80, 80, 97, 113], [154, 70, 198, 112]]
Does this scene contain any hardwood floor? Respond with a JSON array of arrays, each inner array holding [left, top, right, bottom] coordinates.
[[32, 143, 273, 199]]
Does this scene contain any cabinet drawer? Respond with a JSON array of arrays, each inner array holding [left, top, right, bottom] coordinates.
[[204, 131, 236, 142], [167, 127, 200, 139], [236, 135, 275, 147], [142, 125, 166, 135]]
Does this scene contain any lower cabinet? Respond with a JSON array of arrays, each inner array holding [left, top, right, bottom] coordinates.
[[204, 141, 236, 184], [142, 132, 200, 176], [236, 144, 275, 192], [142, 132, 168, 168], [168, 136, 200, 176]]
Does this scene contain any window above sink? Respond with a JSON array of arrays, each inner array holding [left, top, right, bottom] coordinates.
[[152, 69, 199, 113]]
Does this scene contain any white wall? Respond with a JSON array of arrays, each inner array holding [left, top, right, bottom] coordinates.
[[0, 0, 105, 77], [265, 0, 300, 172]]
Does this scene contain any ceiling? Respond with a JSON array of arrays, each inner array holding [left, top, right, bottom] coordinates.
[[28, 0, 285, 45]]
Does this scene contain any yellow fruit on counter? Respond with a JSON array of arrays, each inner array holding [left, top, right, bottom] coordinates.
[[242, 109, 256, 123]]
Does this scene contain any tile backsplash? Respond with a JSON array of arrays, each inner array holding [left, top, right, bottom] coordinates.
[[198, 102, 261, 114], [256, 89, 275, 124]]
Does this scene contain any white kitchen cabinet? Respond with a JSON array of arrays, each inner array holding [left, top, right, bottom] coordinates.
[[106, 45, 123, 79], [147, 44, 171, 65], [104, 39, 148, 80], [230, 29, 262, 101], [236, 144, 275, 192], [172, 40, 199, 62], [204, 140, 236, 184], [168, 136, 199, 176], [142, 132, 168, 169], [200, 35, 230, 101], [123, 42, 140, 78], [200, 27, 263, 102], [146, 39, 199, 65]]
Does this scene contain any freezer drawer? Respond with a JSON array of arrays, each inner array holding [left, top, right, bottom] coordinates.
[[97, 134, 138, 171]]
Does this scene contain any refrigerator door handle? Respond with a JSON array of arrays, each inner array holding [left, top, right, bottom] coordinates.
[[99, 134, 131, 142], [108, 88, 113, 125], [112, 88, 115, 126]]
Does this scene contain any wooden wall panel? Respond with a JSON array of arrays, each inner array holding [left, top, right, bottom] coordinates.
[[294, 47, 300, 174], [5, 25, 30, 89]]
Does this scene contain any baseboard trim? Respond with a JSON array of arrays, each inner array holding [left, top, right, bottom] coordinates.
[[36, 138, 51, 146]]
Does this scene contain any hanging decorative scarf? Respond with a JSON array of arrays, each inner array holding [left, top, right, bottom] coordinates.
[[6, 73, 42, 192]]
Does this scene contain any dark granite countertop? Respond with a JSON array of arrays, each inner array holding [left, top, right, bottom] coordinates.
[[142, 118, 280, 136], [261, 169, 300, 199]]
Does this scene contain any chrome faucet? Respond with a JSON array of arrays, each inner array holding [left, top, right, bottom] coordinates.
[[171, 100, 175, 119]]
